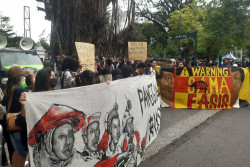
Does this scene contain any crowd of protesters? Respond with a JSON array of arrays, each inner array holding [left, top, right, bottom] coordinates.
[[46, 53, 250, 84], [0, 54, 156, 167], [0, 67, 56, 167], [0, 52, 249, 167], [54, 54, 158, 89]]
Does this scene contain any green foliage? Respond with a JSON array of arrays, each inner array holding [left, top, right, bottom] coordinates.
[[165, 41, 179, 58], [168, 1, 205, 58], [203, 0, 250, 56], [38, 38, 50, 52], [0, 17, 14, 36], [0, 16, 22, 47], [134, 23, 169, 58], [166, 0, 250, 60]]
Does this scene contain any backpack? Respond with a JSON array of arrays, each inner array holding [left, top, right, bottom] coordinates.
[[60, 69, 72, 89]]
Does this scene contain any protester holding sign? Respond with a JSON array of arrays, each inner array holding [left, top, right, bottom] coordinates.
[[75, 42, 95, 72], [18, 69, 58, 157]]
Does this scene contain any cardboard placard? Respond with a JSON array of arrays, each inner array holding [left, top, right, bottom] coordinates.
[[75, 42, 95, 72], [128, 42, 147, 60]]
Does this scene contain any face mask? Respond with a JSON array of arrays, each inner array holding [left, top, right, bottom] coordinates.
[[49, 77, 58, 88]]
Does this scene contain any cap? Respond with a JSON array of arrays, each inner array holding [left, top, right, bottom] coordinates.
[[105, 103, 119, 132], [122, 98, 133, 132], [82, 112, 101, 133], [122, 110, 134, 132]]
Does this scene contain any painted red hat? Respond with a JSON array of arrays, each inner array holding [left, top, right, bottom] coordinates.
[[28, 104, 86, 146], [82, 112, 101, 133]]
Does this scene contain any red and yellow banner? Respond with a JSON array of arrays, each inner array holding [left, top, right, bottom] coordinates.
[[158, 67, 250, 109]]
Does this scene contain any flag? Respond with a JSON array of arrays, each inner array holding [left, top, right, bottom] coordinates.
[[38, 29, 45, 37]]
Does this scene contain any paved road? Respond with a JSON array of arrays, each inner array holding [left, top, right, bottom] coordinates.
[[140, 106, 250, 167], [160, 108, 201, 132]]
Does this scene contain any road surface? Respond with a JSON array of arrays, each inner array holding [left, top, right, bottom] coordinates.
[[140, 106, 250, 167]]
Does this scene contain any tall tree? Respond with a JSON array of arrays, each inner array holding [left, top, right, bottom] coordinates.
[[41, 0, 137, 57], [133, 23, 172, 58], [136, 0, 193, 36], [0, 16, 22, 47], [167, 0, 250, 60], [38, 38, 50, 52], [167, 1, 206, 60], [203, 0, 250, 57]]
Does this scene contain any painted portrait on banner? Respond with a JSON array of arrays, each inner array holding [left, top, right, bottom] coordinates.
[[158, 68, 175, 108], [25, 75, 161, 167], [159, 67, 249, 109]]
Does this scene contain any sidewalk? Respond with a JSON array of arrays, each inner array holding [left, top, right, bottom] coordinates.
[[141, 108, 220, 163]]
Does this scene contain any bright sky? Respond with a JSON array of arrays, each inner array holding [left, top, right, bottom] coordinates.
[[0, 0, 51, 42]]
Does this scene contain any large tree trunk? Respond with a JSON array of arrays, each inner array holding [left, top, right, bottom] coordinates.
[[49, 0, 110, 57], [44, 0, 136, 58]]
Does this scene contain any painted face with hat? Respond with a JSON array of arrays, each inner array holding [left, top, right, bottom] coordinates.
[[52, 122, 74, 160], [122, 99, 134, 138], [28, 104, 86, 165], [123, 114, 134, 138], [107, 103, 121, 147], [82, 112, 101, 153]]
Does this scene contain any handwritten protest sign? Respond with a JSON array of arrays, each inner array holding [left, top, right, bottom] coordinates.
[[128, 42, 147, 60], [75, 42, 95, 72]]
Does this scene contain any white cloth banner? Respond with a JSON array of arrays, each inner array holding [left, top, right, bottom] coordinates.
[[25, 75, 161, 167]]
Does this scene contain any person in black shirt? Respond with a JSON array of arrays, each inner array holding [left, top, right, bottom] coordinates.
[[121, 66, 134, 78], [134, 63, 146, 76], [3, 66, 35, 167]]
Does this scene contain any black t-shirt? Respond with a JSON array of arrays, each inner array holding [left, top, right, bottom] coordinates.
[[1, 95, 9, 108], [9, 87, 28, 113], [131, 64, 137, 71], [101, 67, 112, 75]]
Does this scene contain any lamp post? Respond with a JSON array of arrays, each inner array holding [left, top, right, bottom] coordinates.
[[179, 13, 182, 58], [194, 30, 198, 60]]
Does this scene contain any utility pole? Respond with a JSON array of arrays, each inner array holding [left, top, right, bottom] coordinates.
[[24, 6, 31, 38]]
